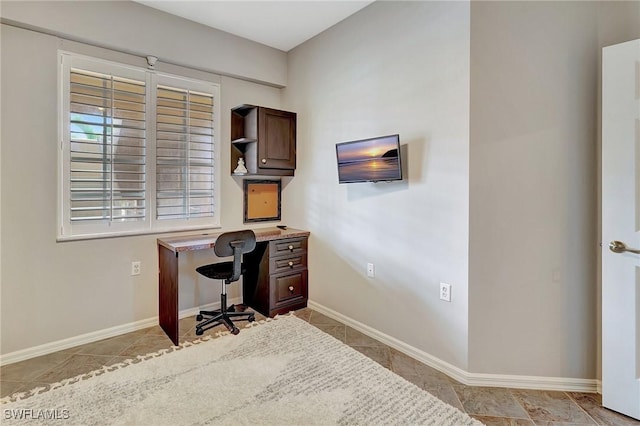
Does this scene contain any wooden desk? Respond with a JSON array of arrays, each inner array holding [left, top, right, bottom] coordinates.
[[158, 227, 310, 345]]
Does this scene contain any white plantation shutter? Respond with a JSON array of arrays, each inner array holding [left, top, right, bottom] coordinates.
[[156, 84, 216, 220], [59, 53, 220, 240], [69, 69, 146, 222]]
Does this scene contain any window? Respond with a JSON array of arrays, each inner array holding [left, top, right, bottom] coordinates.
[[68, 68, 147, 224], [59, 53, 220, 240], [155, 78, 216, 222]]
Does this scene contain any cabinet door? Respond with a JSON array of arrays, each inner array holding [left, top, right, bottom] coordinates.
[[258, 107, 296, 170]]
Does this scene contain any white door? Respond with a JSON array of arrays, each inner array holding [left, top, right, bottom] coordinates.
[[602, 38, 640, 420]]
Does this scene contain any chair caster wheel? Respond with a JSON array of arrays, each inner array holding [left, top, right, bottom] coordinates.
[[231, 327, 240, 335], [248, 315, 255, 322], [195, 328, 204, 336], [196, 314, 203, 321]]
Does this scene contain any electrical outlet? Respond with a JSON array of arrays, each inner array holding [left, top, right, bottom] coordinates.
[[131, 261, 141, 276], [367, 263, 375, 278], [440, 282, 451, 302]]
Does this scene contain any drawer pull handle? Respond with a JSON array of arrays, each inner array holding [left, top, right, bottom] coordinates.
[[288, 261, 294, 267], [288, 245, 294, 251], [261, 158, 267, 164], [288, 286, 295, 292]]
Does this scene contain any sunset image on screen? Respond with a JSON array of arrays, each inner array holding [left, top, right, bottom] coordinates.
[[336, 135, 401, 183]]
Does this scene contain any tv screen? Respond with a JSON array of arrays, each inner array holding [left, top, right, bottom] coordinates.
[[336, 134, 402, 183]]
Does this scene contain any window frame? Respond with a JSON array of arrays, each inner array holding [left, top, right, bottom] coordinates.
[[58, 52, 221, 241]]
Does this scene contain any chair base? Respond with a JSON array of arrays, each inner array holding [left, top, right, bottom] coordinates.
[[195, 293, 255, 335]]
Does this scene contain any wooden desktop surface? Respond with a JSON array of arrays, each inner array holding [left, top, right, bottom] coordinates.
[[158, 227, 310, 253]]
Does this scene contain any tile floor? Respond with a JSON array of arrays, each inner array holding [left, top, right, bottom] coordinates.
[[1, 308, 638, 426]]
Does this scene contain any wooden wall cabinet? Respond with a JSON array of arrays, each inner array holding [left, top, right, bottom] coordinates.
[[243, 236, 308, 317], [231, 105, 297, 176]]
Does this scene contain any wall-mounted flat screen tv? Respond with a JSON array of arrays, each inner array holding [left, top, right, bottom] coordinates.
[[336, 134, 402, 183]]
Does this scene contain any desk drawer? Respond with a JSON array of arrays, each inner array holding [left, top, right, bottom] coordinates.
[[269, 237, 307, 257], [271, 270, 308, 308], [269, 253, 307, 275]]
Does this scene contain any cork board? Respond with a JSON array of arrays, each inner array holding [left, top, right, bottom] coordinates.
[[244, 180, 281, 222]]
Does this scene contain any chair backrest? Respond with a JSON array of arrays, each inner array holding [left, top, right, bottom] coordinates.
[[214, 230, 257, 283], [214, 230, 256, 257]]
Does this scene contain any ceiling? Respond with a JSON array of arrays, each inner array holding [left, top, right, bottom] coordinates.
[[135, 1, 374, 52]]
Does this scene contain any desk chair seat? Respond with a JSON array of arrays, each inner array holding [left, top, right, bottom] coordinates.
[[195, 230, 256, 336], [196, 262, 244, 281]]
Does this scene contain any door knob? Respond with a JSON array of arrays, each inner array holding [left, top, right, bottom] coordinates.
[[609, 240, 640, 254]]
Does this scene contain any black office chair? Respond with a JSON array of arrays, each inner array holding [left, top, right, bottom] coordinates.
[[195, 230, 256, 335]]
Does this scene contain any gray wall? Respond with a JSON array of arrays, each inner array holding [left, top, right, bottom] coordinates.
[[0, 0, 287, 87], [282, 1, 472, 369], [284, 0, 640, 380], [468, 1, 640, 378], [468, 0, 599, 378], [0, 6, 284, 355]]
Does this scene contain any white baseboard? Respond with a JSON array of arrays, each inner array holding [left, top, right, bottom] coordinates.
[[308, 300, 599, 394], [2, 298, 601, 394], [0, 298, 241, 366]]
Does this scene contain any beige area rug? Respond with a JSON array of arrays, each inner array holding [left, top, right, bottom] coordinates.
[[1, 315, 482, 425]]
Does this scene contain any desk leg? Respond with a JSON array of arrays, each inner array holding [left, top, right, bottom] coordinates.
[[159, 245, 179, 345]]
